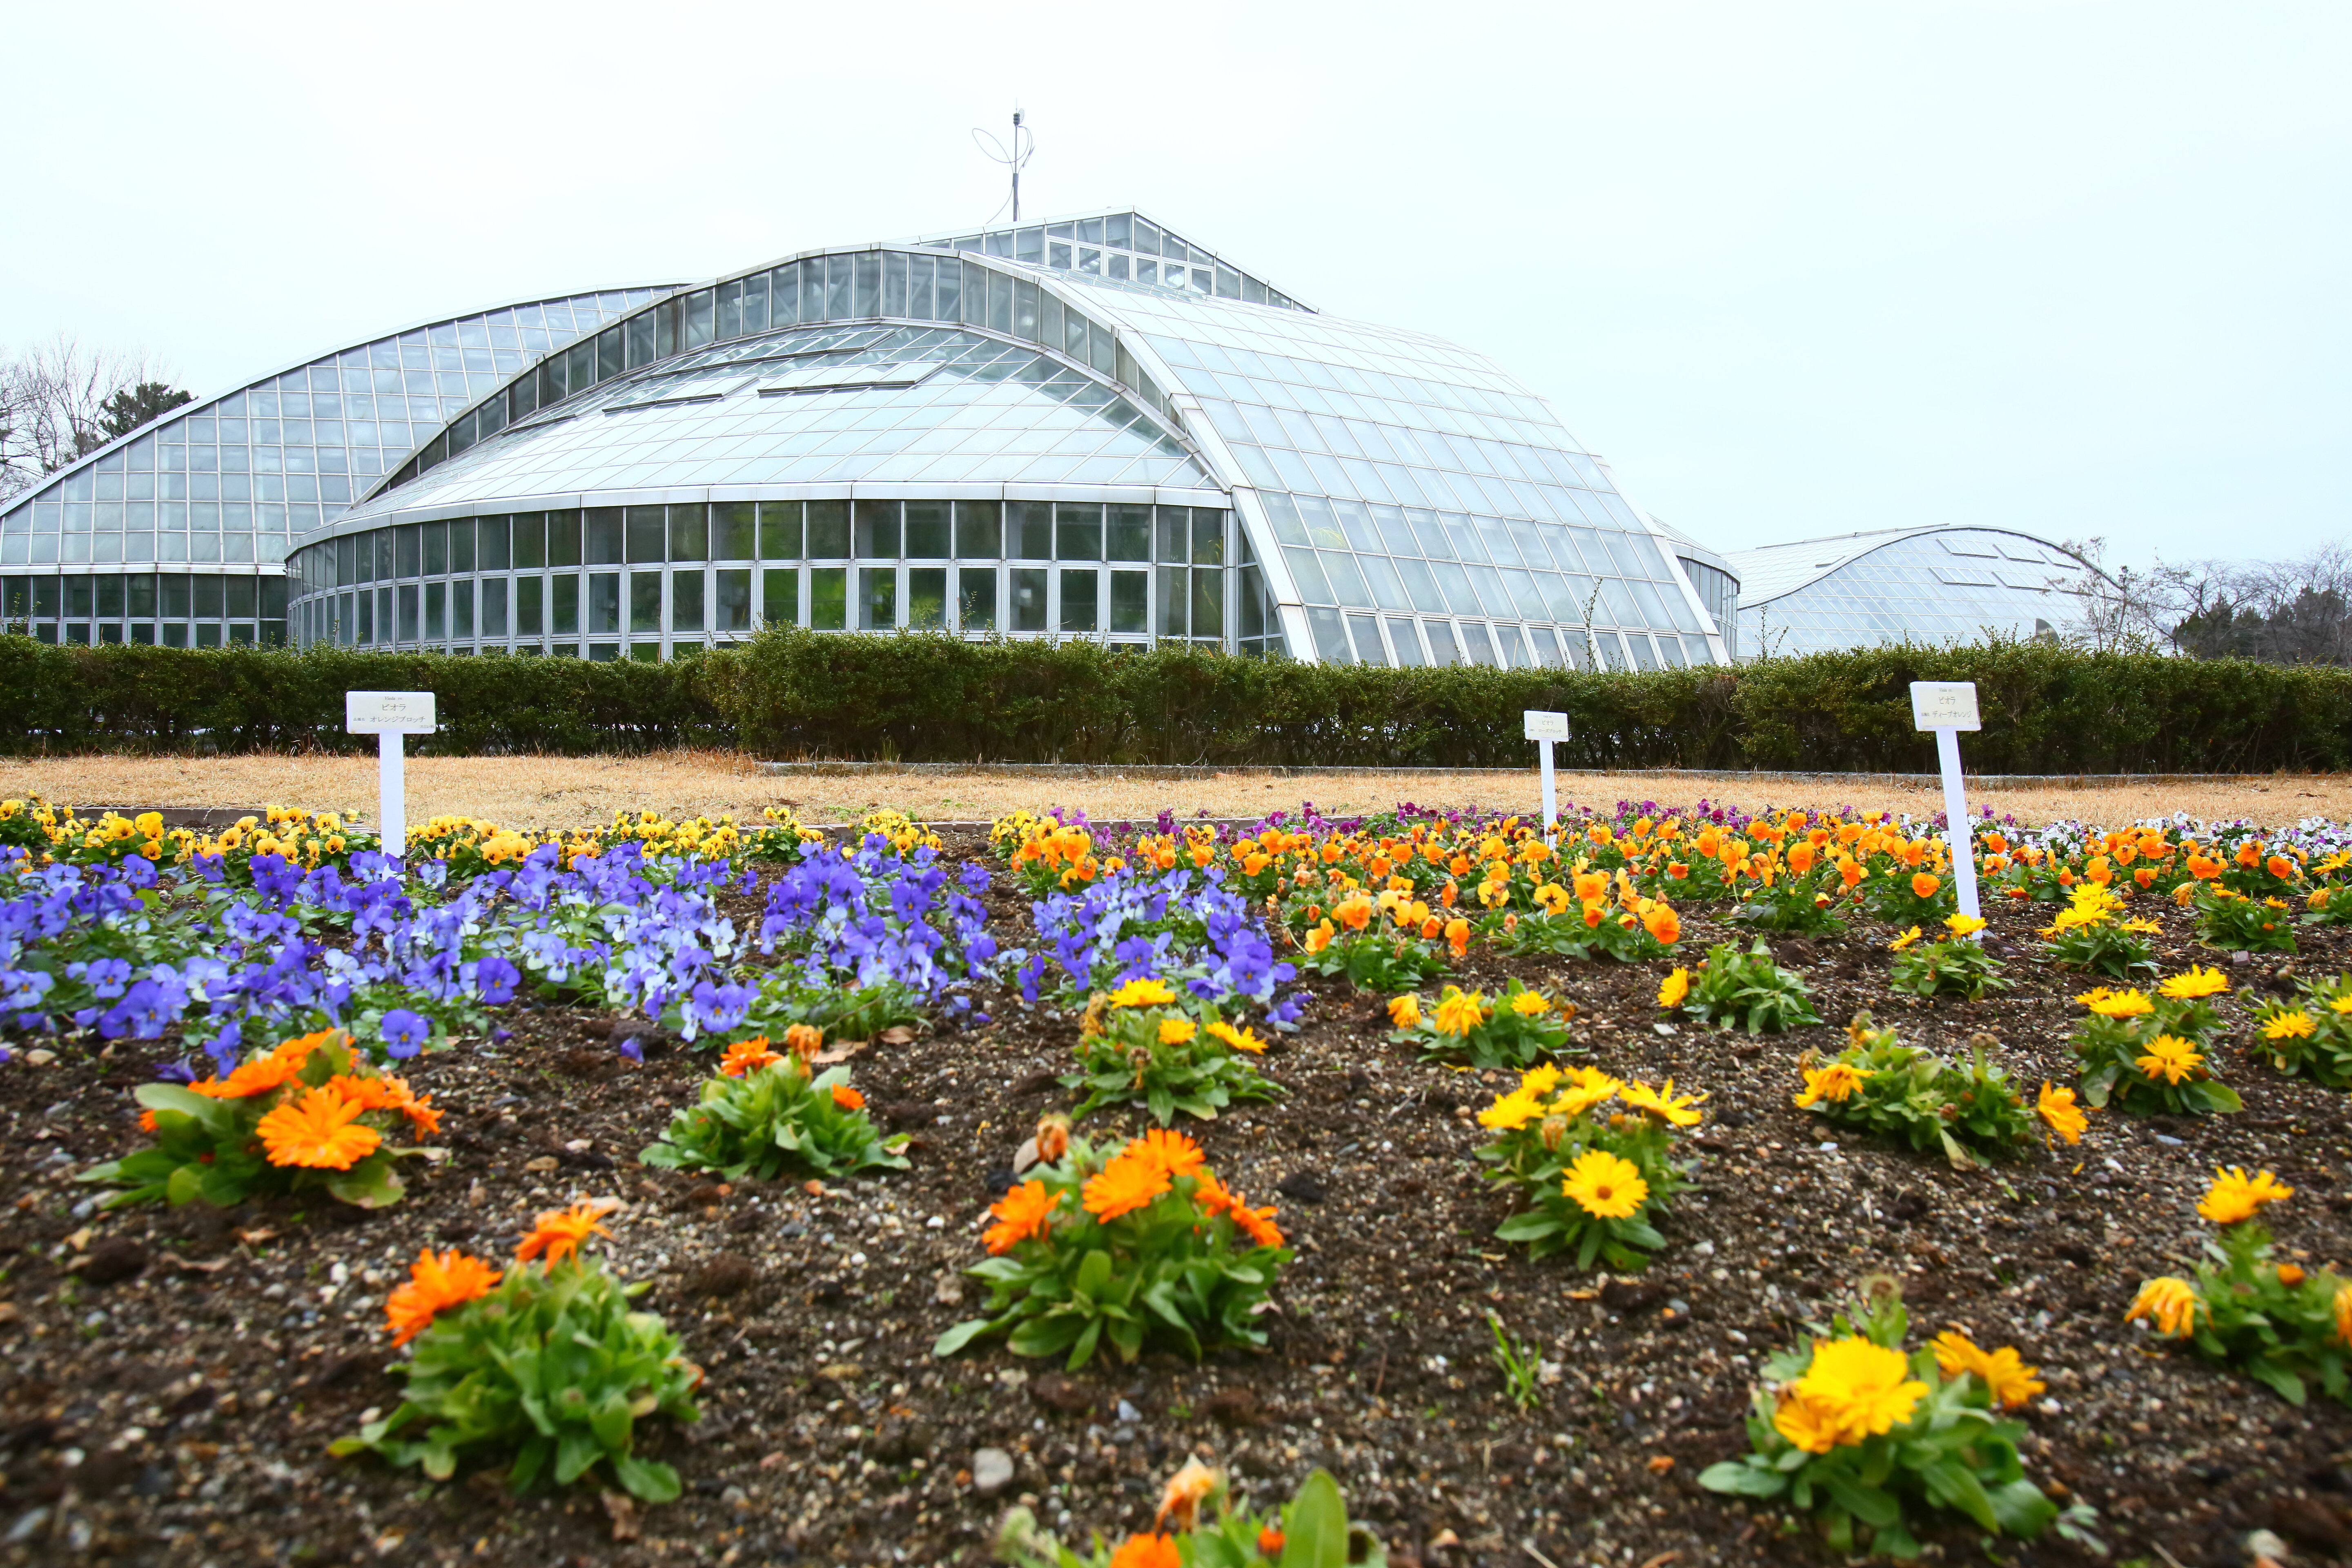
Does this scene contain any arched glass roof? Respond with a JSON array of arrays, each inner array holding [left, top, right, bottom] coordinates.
[[0, 284, 683, 572], [1730, 526, 2095, 659]]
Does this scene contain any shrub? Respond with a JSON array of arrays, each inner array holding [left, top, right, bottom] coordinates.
[[1472, 1063, 1700, 1270], [1867, 866, 1960, 930], [637, 1033, 907, 1181], [2126, 1168, 2350, 1406], [933, 1129, 1289, 1371], [80, 1029, 438, 1210], [996, 1465, 1385, 1568], [1493, 877, 1682, 962], [1294, 893, 1453, 991], [1063, 982, 1280, 1125], [331, 1201, 699, 1501], [1885, 916, 2010, 1000], [1700, 1279, 2078, 1558], [1389, 980, 1574, 1069], [1792, 1016, 2037, 1168], [1661, 939, 1821, 1034], [2250, 974, 2352, 1088], [2192, 884, 2300, 953], [2036, 883, 2159, 980], [2068, 969, 2244, 1116]]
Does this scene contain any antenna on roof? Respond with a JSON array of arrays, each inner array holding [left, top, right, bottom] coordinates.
[[972, 109, 1034, 226]]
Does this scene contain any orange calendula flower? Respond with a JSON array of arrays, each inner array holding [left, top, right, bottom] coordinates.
[[383, 1246, 499, 1346], [2126, 1276, 2201, 1337], [1155, 1458, 1217, 1530], [1033, 1113, 1071, 1163], [1257, 1526, 1286, 1557], [2336, 1283, 2352, 1348], [783, 1023, 824, 1058], [1082, 1154, 1172, 1223], [984, 1178, 1060, 1254], [398, 1096, 443, 1138], [1108, 1534, 1181, 1568], [830, 1083, 866, 1111], [1930, 1331, 2045, 1408], [2278, 1263, 2307, 1287], [256, 1086, 381, 1170], [720, 1037, 784, 1077], [1128, 1128, 1206, 1182], [2196, 1166, 2291, 1225], [516, 1198, 619, 1265], [2036, 1081, 2087, 1146]]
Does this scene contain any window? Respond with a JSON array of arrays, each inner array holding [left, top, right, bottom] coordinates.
[[1010, 501, 1052, 559], [1158, 566, 1187, 637], [956, 501, 1001, 558], [903, 501, 949, 558], [483, 578, 508, 637], [450, 519, 475, 574], [810, 567, 846, 629], [516, 577, 542, 637], [551, 573, 578, 635], [398, 584, 419, 640], [714, 503, 756, 560], [853, 500, 899, 558], [1012, 567, 1048, 631], [547, 512, 581, 568], [671, 570, 704, 633], [717, 569, 751, 632], [424, 581, 445, 640], [625, 506, 664, 564], [1056, 504, 1101, 561], [669, 505, 707, 562], [908, 568, 946, 628], [628, 571, 660, 633], [423, 521, 448, 575], [586, 509, 623, 566], [1109, 571, 1147, 634], [452, 581, 474, 639], [1060, 568, 1097, 632], [859, 566, 896, 629], [1191, 569, 1223, 639], [1106, 505, 1150, 562], [806, 501, 849, 557], [958, 566, 996, 630], [1349, 613, 1388, 666]]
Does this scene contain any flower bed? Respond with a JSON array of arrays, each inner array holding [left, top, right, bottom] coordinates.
[[2, 793, 2351, 1564]]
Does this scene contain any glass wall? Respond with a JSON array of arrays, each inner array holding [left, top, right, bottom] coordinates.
[[288, 501, 1247, 659], [906, 210, 1303, 310], [1734, 530, 2087, 659], [0, 572, 288, 647], [1678, 556, 1740, 662]]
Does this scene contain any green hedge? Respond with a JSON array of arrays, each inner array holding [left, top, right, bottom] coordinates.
[[2, 631, 2347, 773], [0, 639, 726, 755]]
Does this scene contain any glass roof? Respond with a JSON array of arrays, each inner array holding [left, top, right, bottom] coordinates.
[[0, 287, 677, 571], [1731, 527, 2094, 658], [330, 323, 1215, 529], [901, 208, 1304, 313]]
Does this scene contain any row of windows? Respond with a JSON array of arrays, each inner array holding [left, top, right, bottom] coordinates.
[[0, 572, 290, 622], [3, 531, 293, 567], [292, 502, 1227, 590], [918, 212, 1297, 309], [294, 561, 1273, 652], [399, 251, 1178, 494], [1304, 605, 1711, 674], [16, 621, 288, 648]]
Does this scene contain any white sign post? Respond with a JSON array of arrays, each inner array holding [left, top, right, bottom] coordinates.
[[1909, 681, 1982, 925], [345, 691, 437, 858], [1523, 710, 1569, 838]]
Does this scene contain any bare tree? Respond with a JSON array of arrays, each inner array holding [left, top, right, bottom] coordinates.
[[2050, 537, 2171, 653], [0, 337, 187, 502], [2053, 537, 2352, 665]]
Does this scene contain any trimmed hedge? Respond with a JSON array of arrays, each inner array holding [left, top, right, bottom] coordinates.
[[2, 630, 2347, 773], [0, 639, 726, 755]]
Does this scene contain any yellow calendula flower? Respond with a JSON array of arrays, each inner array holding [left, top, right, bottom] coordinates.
[[1509, 990, 1550, 1018], [1930, 1331, 2045, 1408], [1617, 1078, 1706, 1127], [1560, 1149, 1648, 1219], [1889, 925, 1923, 951], [1794, 1062, 1871, 1107], [1107, 978, 1178, 1009], [1780, 1336, 1927, 1448], [1657, 967, 1689, 1009], [1550, 1065, 1622, 1118], [2035, 1081, 2088, 1145], [2158, 966, 2230, 1000], [1157, 1017, 1198, 1046], [1205, 1019, 1266, 1054], [2126, 1276, 2201, 1337], [1944, 914, 1987, 938], [2120, 917, 2164, 934], [2078, 987, 2154, 1018], [2264, 1009, 2316, 1040], [2196, 1166, 2292, 1225], [1432, 988, 1487, 1038], [1387, 993, 1422, 1030], [1478, 1088, 1548, 1131], [1518, 1063, 1564, 1098], [2134, 1034, 2202, 1085]]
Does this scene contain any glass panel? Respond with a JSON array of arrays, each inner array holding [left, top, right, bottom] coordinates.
[[518, 514, 551, 569], [858, 565, 897, 629], [854, 252, 880, 317], [762, 567, 798, 627], [1109, 570, 1147, 633], [1422, 617, 1460, 666], [481, 578, 507, 638], [449, 519, 475, 574], [1305, 605, 1351, 663], [955, 500, 1001, 557], [1528, 625, 1562, 668], [1105, 504, 1150, 561], [810, 566, 846, 629], [453, 581, 475, 640], [1156, 507, 1187, 564], [582, 509, 620, 566], [1192, 509, 1224, 566], [714, 502, 756, 559], [806, 500, 849, 557], [625, 506, 664, 564], [588, 571, 621, 634], [1055, 504, 1101, 561], [519, 576, 545, 636], [907, 567, 946, 628], [1158, 565, 1187, 638], [1348, 612, 1388, 666], [758, 500, 802, 558], [1012, 567, 1048, 631], [1387, 616, 1426, 667], [424, 581, 445, 640], [717, 569, 751, 632], [1059, 568, 1097, 632], [1321, 551, 1373, 607], [670, 570, 704, 633], [1191, 568, 1223, 639], [1282, 546, 1334, 604], [903, 500, 949, 558], [957, 565, 996, 630], [669, 505, 708, 562], [422, 521, 448, 575], [853, 500, 900, 557], [397, 583, 419, 640], [1010, 501, 1052, 558]]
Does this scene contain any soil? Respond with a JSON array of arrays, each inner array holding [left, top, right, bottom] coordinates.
[[3, 751, 2350, 835], [5, 837, 2352, 1567]]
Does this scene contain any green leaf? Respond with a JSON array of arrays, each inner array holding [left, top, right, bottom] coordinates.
[[1073, 1248, 1113, 1303], [610, 1455, 682, 1503], [1281, 1469, 1350, 1568], [165, 1163, 204, 1207], [1008, 1314, 1084, 1359], [1067, 1316, 1105, 1372], [1699, 1460, 1788, 1498], [554, 1428, 601, 1486]]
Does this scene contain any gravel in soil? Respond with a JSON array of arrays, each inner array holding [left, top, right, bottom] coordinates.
[[5, 859, 2352, 1566]]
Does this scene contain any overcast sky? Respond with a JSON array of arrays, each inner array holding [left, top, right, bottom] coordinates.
[[9, 2, 2343, 571]]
